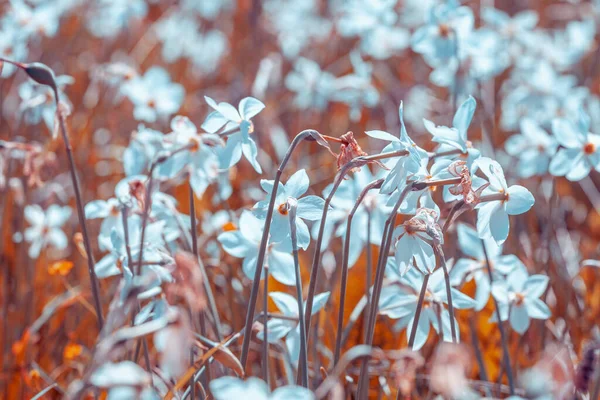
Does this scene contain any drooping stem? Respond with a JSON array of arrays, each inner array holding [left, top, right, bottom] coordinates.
[[189, 182, 223, 341], [288, 198, 308, 387], [333, 179, 383, 366], [482, 240, 515, 395], [239, 130, 323, 370], [434, 244, 457, 343], [408, 273, 431, 348]]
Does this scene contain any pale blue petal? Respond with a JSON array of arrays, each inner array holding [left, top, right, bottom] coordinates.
[[297, 196, 326, 221], [505, 185, 534, 215], [285, 169, 310, 198], [510, 304, 530, 334], [238, 97, 265, 120], [523, 275, 549, 298], [524, 298, 551, 320]]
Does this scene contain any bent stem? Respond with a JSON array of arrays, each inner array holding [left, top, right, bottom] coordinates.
[[288, 198, 308, 387], [333, 179, 383, 366], [434, 244, 457, 343], [240, 130, 325, 370], [304, 150, 408, 347], [482, 240, 515, 395]]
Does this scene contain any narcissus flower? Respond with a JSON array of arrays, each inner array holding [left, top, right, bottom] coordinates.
[[491, 266, 551, 334], [24, 204, 71, 258], [549, 110, 600, 182], [202, 96, 265, 173], [475, 157, 534, 244]]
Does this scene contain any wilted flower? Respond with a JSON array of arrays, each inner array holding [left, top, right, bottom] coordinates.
[[392, 208, 440, 276]]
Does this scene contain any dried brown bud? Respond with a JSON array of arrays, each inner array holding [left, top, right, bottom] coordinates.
[[128, 179, 147, 210]]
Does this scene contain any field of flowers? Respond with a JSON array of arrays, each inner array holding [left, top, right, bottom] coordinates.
[[1, 0, 600, 399]]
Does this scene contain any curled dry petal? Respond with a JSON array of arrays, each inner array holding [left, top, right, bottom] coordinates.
[[128, 179, 147, 210], [337, 131, 386, 173], [448, 160, 488, 207]]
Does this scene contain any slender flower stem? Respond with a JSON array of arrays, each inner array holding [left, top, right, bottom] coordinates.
[[121, 206, 151, 373], [357, 183, 415, 398], [482, 240, 515, 395], [364, 209, 372, 340], [189, 182, 223, 341], [239, 130, 323, 370], [408, 273, 431, 348], [263, 265, 269, 385], [288, 198, 308, 387], [2, 60, 105, 329], [304, 151, 408, 349], [434, 244, 457, 343], [333, 179, 383, 366], [57, 97, 104, 331], [136, 144, 194, 277], [188, 183, 212, 389]]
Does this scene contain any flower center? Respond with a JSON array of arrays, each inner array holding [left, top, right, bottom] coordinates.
[[438, 24, 452, 38], [277, 203, 288, 215], [584, 142, 596, 155], [514, 292, 525, 306], [222, 221, 236, 232], [147, 99, 156, 109]]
